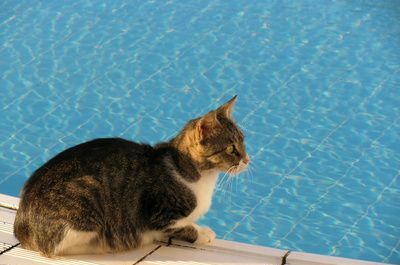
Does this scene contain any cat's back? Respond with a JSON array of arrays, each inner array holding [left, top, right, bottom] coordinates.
[[51, 137, 152, 161], [22, 138, 153, 194]]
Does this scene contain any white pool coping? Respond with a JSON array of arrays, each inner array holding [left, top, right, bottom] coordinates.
[[0, 193, 392, 265]]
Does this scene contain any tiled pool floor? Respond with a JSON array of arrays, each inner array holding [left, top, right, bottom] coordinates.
[[0, 194, 392, 265]]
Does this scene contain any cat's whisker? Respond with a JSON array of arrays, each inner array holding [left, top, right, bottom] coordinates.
[[241, 167, 248, 184], [218, 171, 231, 197], [247, 162, 255, 184], [226, 174, 234, 204], [217, 166, 235, 191], [233, 170, 240, 193], [248, 159, 260, 170], [222, 166, 237, 202], [217, 170, 229, 190], [223, 172, 235, 192]]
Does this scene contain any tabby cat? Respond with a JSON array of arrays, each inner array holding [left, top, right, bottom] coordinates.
[[14, 95, 249, 256]]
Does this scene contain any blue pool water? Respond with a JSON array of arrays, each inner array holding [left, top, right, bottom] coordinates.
[[1, 0, 399, 263]]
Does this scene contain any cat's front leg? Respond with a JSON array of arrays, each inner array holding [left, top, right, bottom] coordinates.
[[165, 224, 216, 245], [194, 225, 216, 244]]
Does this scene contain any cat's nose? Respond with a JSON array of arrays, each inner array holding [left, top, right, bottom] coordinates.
[[243, 154, 250, 164]]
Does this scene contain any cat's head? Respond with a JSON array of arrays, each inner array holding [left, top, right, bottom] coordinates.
[[173, 96, 250, 174]]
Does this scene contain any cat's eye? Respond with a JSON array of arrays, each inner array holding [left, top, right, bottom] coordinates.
[[226, 145, 236, 155]]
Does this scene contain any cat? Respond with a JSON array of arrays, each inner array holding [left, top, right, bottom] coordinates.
[[14, 95, 250, 257]]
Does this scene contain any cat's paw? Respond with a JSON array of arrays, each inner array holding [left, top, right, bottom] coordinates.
[[195, 227, 216, 245]]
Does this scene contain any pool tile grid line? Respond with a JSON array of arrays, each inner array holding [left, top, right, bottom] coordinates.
[[248, 69, 352, 162], [2, 89, 42, 111], [0, 112, 99, 186], [223, 69, 400, 238], [383, 239, 400, 264], [0, 194, 394, 265], [94, 1, 229, 52], [245, 72, 353, 162], [183, 37, 251, 89], [0, 91, 81, 149], [129, 2, 231, 53], [229, 51, 332, 127], [329, 170, 400, 256], [163, 31, 297, 106], [274, 116, 400, 248], [127, 11, 318, 98], [118, 113, 148, 138], [124, 13, 250, 97], [237, 29, 350, 126], [3, 90, 105, 149], [1, 71, 120, 150], [175, 12, 303, 90], [117, 5, 259, 94], [3, 1, 142, 66], [0, 89, 82, 149], [0, 1, 82, 32], [364, 69, 400, 102], [124, 3, 241, 60]]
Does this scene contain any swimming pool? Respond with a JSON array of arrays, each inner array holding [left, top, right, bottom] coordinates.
[[0, 0, 399, 263]]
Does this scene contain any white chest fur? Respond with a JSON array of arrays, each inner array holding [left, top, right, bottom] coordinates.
[[171, 169, 219, 227], [185, 170, 219, 222]]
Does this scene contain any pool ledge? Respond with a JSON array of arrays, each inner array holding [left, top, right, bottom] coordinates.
[[0, 194, 392, 265]]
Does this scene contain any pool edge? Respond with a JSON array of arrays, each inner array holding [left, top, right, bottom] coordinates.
[[0, 193, 393, 265]]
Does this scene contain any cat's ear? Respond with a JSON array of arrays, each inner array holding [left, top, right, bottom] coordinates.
[[217, 95, 237, 118], [197, 111, 219, 140]]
